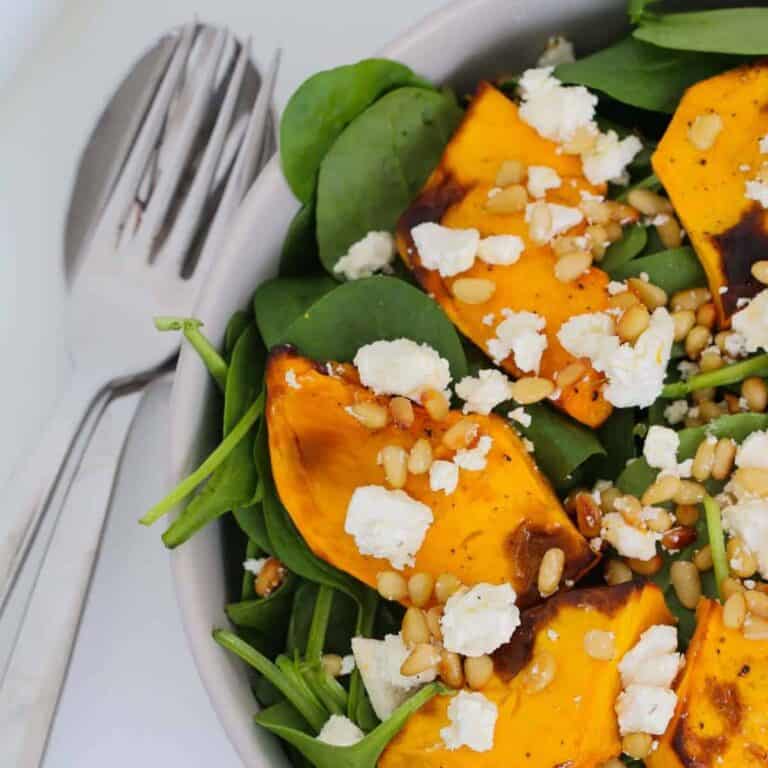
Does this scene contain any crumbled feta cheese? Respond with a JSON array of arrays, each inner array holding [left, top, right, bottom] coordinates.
[[518, 67, 597, 144], [487, 310, 548, 371], [522, 437, 535, 453], [619, 625, 681, 688], [243, 558, 267, 575], [616, 685, 678, 736], [482, 313, 495, 326], [525, 202, 584, 242], [537, 35, 576, 67], [411, 222, 479, 277], [608, 281, 627, 295], [285, 369, 301, 389], [664, 400, 689, 426], [547, 628, 560, 641], [746, 179, 768, 209], [454, 435, 493, 471], [477, 234, 525, 265], [736, 430, 768, 469], [643, 426, 680, 472], [760, 134, 768, 154], [527, 165, 562, 198], [340, 655, 356, 675], [508, 407, 532, 428], [725, 331, 749, 359], [732, 289, 768, 353], [441, 583, 520, 656], [722, 500, 768, 578], [740, 163, 753, 172], [677, 360, 700, 380], [334, 231, 395, 280], [318, 715, 365, 746], [602, 513, 659, 560], [557, 311, 618, 361], [455, 369, 514, 415], [440, 691, 498, 753], [354, 339, 451, 402], [344, 486, 433, 569], [581, 130, 643, 185], [430, 460, 459, 495]]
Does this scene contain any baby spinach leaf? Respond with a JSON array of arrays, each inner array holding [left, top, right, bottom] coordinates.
[[281, 60, 429, 204], [556, 37, 733, 113], [281, 200, 321, 277], [600, 224, 647, 273], [227, 572, 298, 630], [634, 8, 768, 55], [225, 310, 252, 359], [609, 246, 706, 293], [628, 0, 660, 24], [254, 276, 338, 350], [234, 505, 273, 554], [585, 407, 638, 483], [281, 276, 468, 380], [224, 324, 266, 433], [662, 353, 768, 399], [316, 87, 462, 274]]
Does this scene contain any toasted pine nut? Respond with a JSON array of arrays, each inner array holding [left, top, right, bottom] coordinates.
[[715, 331, 731, 353], [380, 445, 408, 488], [693, 545, 713, 572], [727, 536, 758, 578], [673, 480, 706, 505], [699, 400, 724, 422], [255, 558, 286, 597], [439, 649, 464, 688], [617, 304, 650, 342], [671, 287, 711, 312], [699, 350, 723, 372], [725, 392, 742, 414], [562, 125, 598, 154], [442, 418, 479, 450], [377, 571, 408, 601], [604, 220, 623, 243], [733, 467, 768, 497], [710, 439, 735, 482], [348, 401, 389, 429], [321, 654, 343, 677], [692, 387, 715, 404], [585, 223, 609, 258], [616, 494, 644, 527], [400, 643, 440, 676], [408, 573, 435, 608], [390, 397, 414, 428], [605, 558, 634, 586], [580, 200, 612, 225], [511, 376, 555, 405], [688, 112, 723, 151], [628, 188, 673, 216], [742, 377, 768, 412], [465, 655, 494, 690], [622, 732, 653, 760], [408, 438, 433, 474], [600, 486, 622, 514], [538, 547, 565, 597], [692, 438, 716, 481], [642, 474, 681, 506], [723, 592, 747, 629], [401, 607, 430, 646], [656, 216, 683, 249], [423, 389, 449, 421], [435, 573, 462, 603], [484, 184, 528, 213], [670, 561, 702, 609], [575, 492, 603, 538], [743, 614, 768, 640], [685, 325, 712, 359], [584, 629, 616, 661], [662, 525, 698, 551], [627, 554, 663, 576], [672, 310, 696, 342], [426, 605, 443, 642], [646, 507, 674, 534], [696, 302, 716, 329], [557, 361, 588, 389], [721, 577, 745, 601], [451, 277, 496, 304], [675, 504, 700, 526], [553, 235, 584, 256], [600, 760, 626, 768], [496, 159, 526, 186], [529, 202, 553, 243], [745, 590, 768, 619], [521, 650, 556, 693], [555, 250, 593, 282], [627, 277, 667, 310], [751, 260, 768, 285]]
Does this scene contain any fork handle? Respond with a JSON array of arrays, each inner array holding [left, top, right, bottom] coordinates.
[[0, 370, 105, 613]]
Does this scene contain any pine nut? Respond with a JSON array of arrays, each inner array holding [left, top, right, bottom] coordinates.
[[622, 732, 653, 760], [521, 650, 557, 693], [646, 507, 674, 533], [692, 387, 715, 404], [733, 467, 768, 497], [742, 377, 768, 412], [672, 310, 696, 342], [656, 216, 683, 249], [557, 361, 588, 389], [727, 536, 758, 578], [692, 438, 716, 481], [511, 376, 555, 405], [670, 561, 702, 609], [442, 418, 479, 450], [723, 592, 747, 629], [715, 331, 731, 353], [485, 184, 528, 213], [576, 492, 603, 538], [321, 654, 343, 677], [435, 573, 462, 603], [562, 125, 598, 154], [696, 302, 716, 329], [725, 392, 742, 414], [743, 614, 768, 640], [538, 547, 565, 597], [496, 159, 526, 186], [464, 655, 494, 689], [699, 350, 723, 372], [423, 389, 449, 421], [627, 554, 663, 576], [604, 220, 624, 243], [408, 573, 435, 608], [348, 401, 389, 429], [600, 486, 622, 514], [627, 188, 673, 216], [586, 224, 609, 258], [408, 438, 433, 475], [685, 415, 704, 428], [255, 558, 286, 597], [554, 235, 586, 256], [555, 250, 593, 282], [721, 577, 745, 601], [380, 445, 408, 488], [642, 474, 681, 506], [401, 607, 430, 646], [439, 649, 464, 688], [675, 504, 700, 526], [693, 545, 713, 572], [400, 643, 440, 676], [600, 760, 626, 768], [673, 480, 706, 505], [426, 605, 443, 642], [617, 304, 650, 342], [745, 590, 768, 619], [451, 277, 496, 304], [607, 201, 637, 223], [605, 558, 634, 586], [529, 202, 553, 244], [699, 400, 724, 422], [751, 260, 768, 285], [687, 112, 723, 151], [608, 291, 640, 312], [662, 525, 698, 551], [685, 325, 711, 359], [390, 397, 414, 428], [628, 277, 667, 311], [671, 287, 711, 312], [616, 494, 644, 527], [581, 200, 612, 225], [377, 571, 408, 601], [584, 629, 616, 660]]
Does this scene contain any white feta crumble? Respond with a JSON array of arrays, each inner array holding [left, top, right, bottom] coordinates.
[[643, 426, 679, 473], [581, 130, 643, 186], [487, 309, 548, 371], [746, 179, 768, 209], [735, 430, 768, 469], [725, 331, 749, 359], [557, 311, 618, 361], [722, 500, 768, 578], [354, 339, 451, 402], [411, 222, 479, 277], [616, 685, 678, 736], [525, 201, 584, 242], [334, 231, 395, 280], [522, 437, 535, 453], [677, 360, 700, 380], [664, 400, 689, 426], [760, 134, 768, 154], [602, 513, 659, 561], [285, 369, 301, 389], [547, 628, 560, 641], [608, 281, 628, 295], [430, 460, 459, 495], [454, 435, 493, 471], [340, 655, 356, 675], [508, 407, 532, 428], [731, 289, 768, 353], [537, 35, 576, 67], [482, 313, 495, 326], [243, 558, 267, 575], [318, 715, 365, 746], [344, 486, 433, 570], [440, 691, 498, 753], [477, 234, 525, 265], [455, 369, 514, 415], [527, 165, 562, 198]]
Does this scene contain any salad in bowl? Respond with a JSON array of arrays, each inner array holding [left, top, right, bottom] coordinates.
[[144, 1, 768, 765]]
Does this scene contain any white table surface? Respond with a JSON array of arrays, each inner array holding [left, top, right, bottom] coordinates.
[[0, 0, 445, 764]]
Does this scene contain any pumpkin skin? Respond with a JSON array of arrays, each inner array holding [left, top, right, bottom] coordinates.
[[395, 82, 629, 429], [266, 347, 596, 607], [653, 62, 768, 325], [380, 581, 674, 768], [648, 598, 768, 768]]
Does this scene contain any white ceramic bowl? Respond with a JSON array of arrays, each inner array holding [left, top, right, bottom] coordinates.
[[169, 0, 628, 764]]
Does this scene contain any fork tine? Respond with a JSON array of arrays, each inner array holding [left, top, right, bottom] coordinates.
[[161, 37, 250, 269], [94, 23, 197, 245], [193, 48, 281, 277]]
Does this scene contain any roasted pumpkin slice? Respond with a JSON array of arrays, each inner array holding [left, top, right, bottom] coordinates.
[[396, 82, 624, 428], [648, 598, 768, 767], [266, 347, 595, 606], [653, 62, 768, 324], [380, 581, 673, 768]]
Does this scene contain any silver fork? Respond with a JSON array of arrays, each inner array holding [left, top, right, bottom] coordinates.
[[0, 23, 279, 614]]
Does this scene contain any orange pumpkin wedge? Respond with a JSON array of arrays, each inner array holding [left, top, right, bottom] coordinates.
[[648, 598, 768, 767], [266, 347, 596, 606], [395, 82, 630, 428], [380, 581, 673, 768], [653, 62, 768, 325]]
